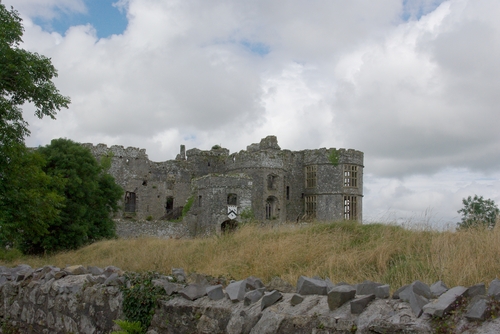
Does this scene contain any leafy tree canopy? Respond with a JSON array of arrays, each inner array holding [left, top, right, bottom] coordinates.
[[457, 195, 500, 229], [0, 4, 70, 148]]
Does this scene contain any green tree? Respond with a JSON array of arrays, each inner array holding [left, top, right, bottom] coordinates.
[[32, 139, 123, 253], [0, 4, 70, 148], [457, 195, 500, 229], [0, 4, 70, 253]]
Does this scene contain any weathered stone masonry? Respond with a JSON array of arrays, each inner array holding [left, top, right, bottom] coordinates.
[[83, 136, 364, 236]]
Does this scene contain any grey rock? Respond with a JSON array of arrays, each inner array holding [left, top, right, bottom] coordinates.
[[244, 289, 264, 306], [356, 280, 383, 295], [327, 285, 356, 310], [226, 280, 247, 302], [246, 276, 265, 290], [465, 297, 489, 321], [392, 284, 409, 299], [351, 294, 375, 314], [290, 294, 304, 306], [206, 285, 224, 301], [430, 280, 448, 297], [261, 290, 283, 310], [466, 283, 486, 298], [64, 265, 87, 275], [375, 284, 390, 299], [103, 266, 122, 278], [104, 273, 124, 286], [187, 273, 208, 285], [179, 283, 207, 301], [325, 278, 335, 291], [296, 276, 328, 295], [87, 266, 104, 276], [423, 286, 468, 318], [488, 278, 500, 300]]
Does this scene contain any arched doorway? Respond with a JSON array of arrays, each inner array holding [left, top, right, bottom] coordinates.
[[265, 196, 279, 220], [221, 220, 238, 233]]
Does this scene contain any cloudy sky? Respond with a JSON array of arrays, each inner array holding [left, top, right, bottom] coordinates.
[[6, 0, 500, 227]]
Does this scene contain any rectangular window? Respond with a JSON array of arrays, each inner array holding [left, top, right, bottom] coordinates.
[[344, 165, 358, 188], [305, 165, 317, 188], [286, 186, 290, 200], [305, 195, 317, 218], [344, 195, 357, 220]]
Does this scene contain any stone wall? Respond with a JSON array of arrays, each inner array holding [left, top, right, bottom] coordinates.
[[3, 264, 500, 333]]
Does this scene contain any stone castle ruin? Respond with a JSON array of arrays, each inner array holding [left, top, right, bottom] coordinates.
[[83, 136, 363, 235]]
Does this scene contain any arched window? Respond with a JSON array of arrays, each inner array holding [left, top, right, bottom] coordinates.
[[265, 196, 279, 219]]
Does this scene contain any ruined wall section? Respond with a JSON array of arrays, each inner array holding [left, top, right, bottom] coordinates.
[[187, 174, 253, 235], [83, 144, 192, 220]]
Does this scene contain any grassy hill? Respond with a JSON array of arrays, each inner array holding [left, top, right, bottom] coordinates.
[[2, 221, 499, 289]]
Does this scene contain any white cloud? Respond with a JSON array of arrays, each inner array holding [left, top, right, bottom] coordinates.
[[5, 0, 500, 225]]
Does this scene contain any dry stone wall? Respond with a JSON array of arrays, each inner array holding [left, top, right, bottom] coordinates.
[[3, 264, 500, 333]]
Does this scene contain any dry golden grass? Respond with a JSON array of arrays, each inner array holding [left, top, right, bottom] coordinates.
[[2, 221, 500, 289]]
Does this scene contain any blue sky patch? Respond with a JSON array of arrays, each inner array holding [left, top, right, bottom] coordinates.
[[401, 0, 444, 21], [33, 0, 128, 38], [240, 40, 270, 56]]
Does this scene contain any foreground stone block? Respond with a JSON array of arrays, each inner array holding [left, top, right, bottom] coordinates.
[[465, 297, 489, 321], [206, 285, 225, 301], [226, 280, 247, 302], [423, 286, 468, 318], [290, 294, 304, 306], [351, 294, 375, 314], [430, 281, 448, 298], [296, 276, 328, 295], [488, 279, 500, 300], [375, 284, 390, 299], [179, 283, 207, 301], [356, 280, 383, 295], [466, 283, 486, 298], [246, 276, 265, 290], [244, 289, 265, 306], [327, 285, 356, 310], [261, 290, 283, 310], [172, 268, 187, 283]]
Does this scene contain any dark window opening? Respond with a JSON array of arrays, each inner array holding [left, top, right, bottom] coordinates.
[[227, 193, 237, 205], [286, 186, 290, 200], [124, 192, 136, 212], [198, 195, 202, 207], [165, 196, 174, 214], [208, 161, 211, 166], [142, 180, 148, 186]]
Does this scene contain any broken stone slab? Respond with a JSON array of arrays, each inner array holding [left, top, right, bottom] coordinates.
[[206, 285, 224, 301], [423, 286, 468, 318], [466, 283, 486, 298], [103, 266, 122, 278], [179, 283, 207, 301], [296, 276, 328, 295], [356, 280, 384, 295], [187, 273, 209, 285], [290, 294, 304, 306], [392, 284, 409, 299], [488, 279, 500, 300], [244, 289, 265, 306], [86, 266, 104, 276], [226, 280, 248, 302], [351, 294, 376, 314], [64, 265, 87, 275], [261, 290, 283, 311], [327, 285, 356, 311], [104, 273, 125, 286], [430, 281, 448, 298], [465, 296, 489, 321], [375, 284, 390, 299], [246, 276, 265, 290]]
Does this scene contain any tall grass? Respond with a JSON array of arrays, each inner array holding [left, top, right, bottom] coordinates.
[[2, 221, 500, 289]]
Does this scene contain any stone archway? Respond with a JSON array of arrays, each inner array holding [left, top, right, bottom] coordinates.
[[221, 219, 238, 233]]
